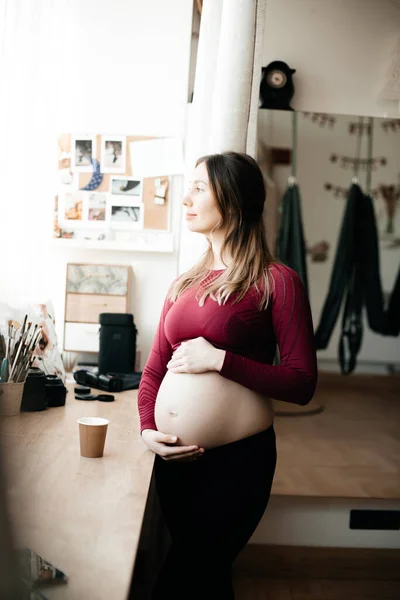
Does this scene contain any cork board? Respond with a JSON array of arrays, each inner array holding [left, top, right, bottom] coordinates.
[[58, 133, 170, 231], [142, 175, 170, 230]]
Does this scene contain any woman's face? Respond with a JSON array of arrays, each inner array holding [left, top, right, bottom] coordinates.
[[182, 162, 222, 236]]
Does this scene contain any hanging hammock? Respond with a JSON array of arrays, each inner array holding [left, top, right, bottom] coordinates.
[[276, 111, 309, 296], [315, 117, 400, 374]]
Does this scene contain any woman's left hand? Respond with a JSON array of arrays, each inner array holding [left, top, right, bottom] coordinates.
[[167, 337, 226, 374]]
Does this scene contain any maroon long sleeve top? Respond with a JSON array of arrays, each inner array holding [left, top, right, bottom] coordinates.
[[138, 263, 318, 433]]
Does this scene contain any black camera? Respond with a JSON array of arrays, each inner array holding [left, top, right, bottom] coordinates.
[[21, 369, 66, 411], [73, 369, 141, 392]]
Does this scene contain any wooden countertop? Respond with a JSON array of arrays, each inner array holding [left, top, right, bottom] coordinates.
[[0, 385, 154, 600]]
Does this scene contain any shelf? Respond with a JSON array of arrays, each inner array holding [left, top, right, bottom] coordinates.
[[52, 233, 175, 253]]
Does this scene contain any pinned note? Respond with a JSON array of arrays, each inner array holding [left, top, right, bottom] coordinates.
[[129, 137, 184, 179]]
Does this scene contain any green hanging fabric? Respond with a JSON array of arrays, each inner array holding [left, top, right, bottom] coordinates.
[[276, 111, 309, 296]]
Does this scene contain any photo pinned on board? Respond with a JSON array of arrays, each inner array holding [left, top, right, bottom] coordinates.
[[87, 192, 107, 223], [109, 176, 141, 197], [107, 175, 144, 231], [109, 202, 144, 231], [59, 192, 84, 223], [71, 134, 96, 173], [100, 135, 127, 174], [58, 191, 108, 230]]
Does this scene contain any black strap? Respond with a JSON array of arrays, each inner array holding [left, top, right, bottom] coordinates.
[[315, 185, 399, 374], [315, 184, 360, 350], [339, 268, 364, 374], [361, 194, 399, 336]]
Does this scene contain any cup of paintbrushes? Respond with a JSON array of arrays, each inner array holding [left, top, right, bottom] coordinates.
[[0, 380, 25, 416], [6, 320, 41, 385]]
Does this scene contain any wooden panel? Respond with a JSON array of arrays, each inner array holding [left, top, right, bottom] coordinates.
[[65, 293, 127, 323], [63, 263, 131, 353], [64, 322, 100, 352], [234, 577, 292, 600], [233, 576, 400, 600], [233, 544, 400, 581]]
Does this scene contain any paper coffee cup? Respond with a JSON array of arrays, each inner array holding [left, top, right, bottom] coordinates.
[[78, 417, 109, 458]]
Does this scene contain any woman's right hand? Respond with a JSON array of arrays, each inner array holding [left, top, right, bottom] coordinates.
[[141, 429, 205, 462]]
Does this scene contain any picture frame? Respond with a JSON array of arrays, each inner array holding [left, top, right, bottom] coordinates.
[[58, 191, 110, 231], [71, 133, 97, 173], [109, 175, 142, 198], [86, 192, 108, 229], [108, 200, 144, 231], [100, 135, 127, 174], [57, 192, 86, 228]]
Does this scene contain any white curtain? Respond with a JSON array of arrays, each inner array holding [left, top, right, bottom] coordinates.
[[189, 0, 266, 159], [0, 0, 71, 303], [247, 0, 267, 157], [208, 0, 258, 153], [179, 0, 267, 273]]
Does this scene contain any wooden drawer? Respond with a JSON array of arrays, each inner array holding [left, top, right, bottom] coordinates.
[[64, 323, 100, 353], [65, 293, 127, 323]]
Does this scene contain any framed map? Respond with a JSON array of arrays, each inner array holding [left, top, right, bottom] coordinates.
[[66, 264, 129, 295]]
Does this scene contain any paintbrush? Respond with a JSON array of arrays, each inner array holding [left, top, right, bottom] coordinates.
[[16, 324, 38, 365], [8, 334, 26, 382], [10, 320, 20, 354], [26, 324, 37, 350], [10, 325, 27, 366], [15, 353, 32, 383], [7, 323, 41, 382], [6, 320, 12, 358], [18, 315, 28, 346], [29, 327, 42, 354], [21, 355, 36, 382], [22, 356, 36, 381], [0, 334, 6, 361], [7, 319, 19, 360], [14, 330, 35, 382]]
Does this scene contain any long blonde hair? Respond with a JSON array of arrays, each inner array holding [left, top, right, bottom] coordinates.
[[169, 151, 276, 310]]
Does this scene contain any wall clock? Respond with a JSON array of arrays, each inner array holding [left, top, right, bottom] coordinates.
[[260, 60, 296, 111]]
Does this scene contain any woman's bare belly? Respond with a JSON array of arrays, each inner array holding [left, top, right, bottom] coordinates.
[[155, 370, 274, 449]]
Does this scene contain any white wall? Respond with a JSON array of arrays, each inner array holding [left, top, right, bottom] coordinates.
[[251, 496, 400, 549], [262, 0, 400, 118], [0, 0, 193, 367]]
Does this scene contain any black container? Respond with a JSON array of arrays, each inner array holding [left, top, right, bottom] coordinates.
[[98, 313, 137, 375], [45, 375, 67, 407], [20, 368, 47, 412]]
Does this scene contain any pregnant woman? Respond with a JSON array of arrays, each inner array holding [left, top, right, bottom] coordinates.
[[138, 151, 318, 599]]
